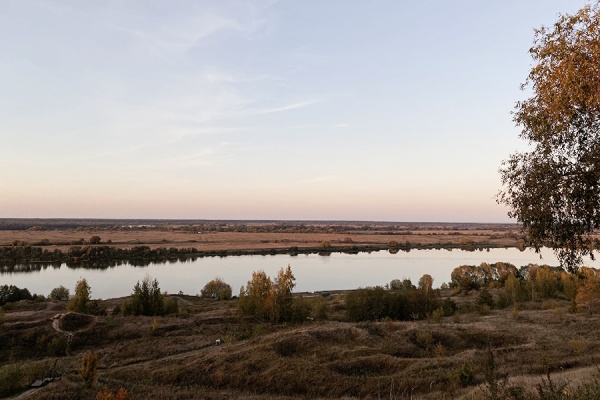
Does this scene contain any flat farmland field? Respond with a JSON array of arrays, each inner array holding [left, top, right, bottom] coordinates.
[[0, 219, 522, 252]]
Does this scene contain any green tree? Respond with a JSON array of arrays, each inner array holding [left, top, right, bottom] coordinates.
[[477, 288, 495, 308], [49, 285, 70, 301], [498, 2, 600, 271], [68, 278, 91, 313], [200, 277, 232, 300], [123, 275, 169, 316], [271, 265, 296, 322]]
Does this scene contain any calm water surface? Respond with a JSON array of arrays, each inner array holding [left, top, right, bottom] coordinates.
[[2, 247, 598, 299]]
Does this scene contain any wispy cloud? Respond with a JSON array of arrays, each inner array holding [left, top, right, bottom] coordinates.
[[163, 149, 215, 167], [301, 175, 335, 184], [112, 15, 240, 60], [253, 100, 318, 115]]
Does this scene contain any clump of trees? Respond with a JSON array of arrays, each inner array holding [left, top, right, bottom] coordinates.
[[450, 262, 519, 292], [201, 277, 232, 300], [449, 261, 600, 314], [238, 265, 307, 323], [0, 285, 33, 306], [0, 245, 201, 268], [122, 275, 178, 316], [345, 275, 456, 321]]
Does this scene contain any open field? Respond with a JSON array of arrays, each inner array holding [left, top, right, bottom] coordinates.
[[0, 219, 523, 253], [3, 290, 600, 400]]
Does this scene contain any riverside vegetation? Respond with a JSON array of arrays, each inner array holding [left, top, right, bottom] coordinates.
[[4, 263, 600, 399]]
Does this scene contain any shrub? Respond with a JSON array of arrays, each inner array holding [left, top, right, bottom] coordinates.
[[0, 363, 26, 397], [312, 296, 328, 320], [346, 285, 444, 321], [452, 362, 475, 387], [163, 297, 179, 315], [0, 357, 50, 398], [81, 351, 98, 388], [431, 307, 444, 322], [477, 288, 495, 308], [68, 279, 91, 313], [87, 300, 107, 316], [346, 287, 388, 321], [49, 285, 70, 301], [47, 336, 68, 356], [201, 277, 232, 300], [96, 386, 128, 400], [415, 331, 434, 350], [89, 236, 101, 245]]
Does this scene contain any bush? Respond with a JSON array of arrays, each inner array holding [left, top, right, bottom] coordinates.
[[47, 336, 68, 356], [0, 363, 27, 397], [201, 278, 232, 300], [477, 288, 495, 308], [346, 284, 445, 322], [312, 296, 328, 320], [96, 386, 128, 400], [163, 297, 179, 315], [87, 300, 107, 316], [49, 285, 70, 301], [452, 362, 475, 387]]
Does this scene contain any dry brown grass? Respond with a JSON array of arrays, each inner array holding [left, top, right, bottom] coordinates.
[[3, 292, 600, 399], [0, 228, 518, 252]]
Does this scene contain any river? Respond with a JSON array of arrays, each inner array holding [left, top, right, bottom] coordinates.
[[1, 247, 598, 299]]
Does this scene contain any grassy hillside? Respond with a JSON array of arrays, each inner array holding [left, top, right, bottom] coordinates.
[[2, 289, 600, 399]]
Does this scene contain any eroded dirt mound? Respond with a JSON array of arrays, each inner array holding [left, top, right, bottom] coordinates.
[[55, 312, 94, 331]]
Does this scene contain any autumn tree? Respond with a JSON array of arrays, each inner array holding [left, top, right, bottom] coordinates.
[[238, 270, 273, 320], [69, 278, 91, 313], [418, 274, 434, 296], [81, 351, 98, 388], [498, 2, 600, 271], [271, 265, 296, 322], [238, 265, 299, 323]]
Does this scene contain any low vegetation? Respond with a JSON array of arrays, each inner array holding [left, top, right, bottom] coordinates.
[[2, 263, 600, 399]]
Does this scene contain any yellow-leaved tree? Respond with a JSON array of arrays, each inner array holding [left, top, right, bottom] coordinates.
[[238, 265, 300, 323]]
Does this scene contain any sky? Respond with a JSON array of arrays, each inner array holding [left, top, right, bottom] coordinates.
[[0, 0, 590, 222]]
